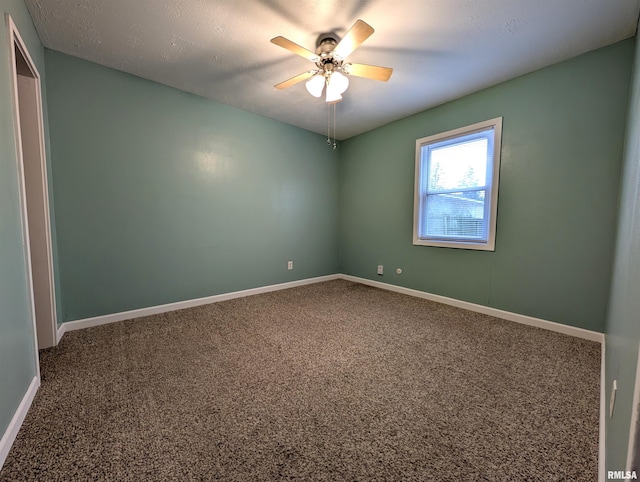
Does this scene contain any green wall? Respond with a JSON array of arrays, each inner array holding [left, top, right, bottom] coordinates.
[[340, 40, 633, 333], [44, 50, 340, 322], [0, 0, 52, 444], [605, 30, 640, 471]]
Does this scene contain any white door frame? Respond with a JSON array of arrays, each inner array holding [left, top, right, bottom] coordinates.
[[7, 14, 57, 353], [626, 343, 640, 473]]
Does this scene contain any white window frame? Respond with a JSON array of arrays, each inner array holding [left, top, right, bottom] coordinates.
[[413, 117, 502, 251]]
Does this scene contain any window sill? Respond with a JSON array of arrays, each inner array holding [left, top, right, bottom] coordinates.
[[413, 238, 495, 251]]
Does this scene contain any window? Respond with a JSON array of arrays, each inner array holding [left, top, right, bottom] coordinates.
[[413, 117, 502, 251]]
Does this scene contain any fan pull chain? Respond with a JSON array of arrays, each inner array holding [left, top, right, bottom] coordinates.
[[326, 102, 338, 149], [333, 103, 337, 150], [327, 102, 331, 145]]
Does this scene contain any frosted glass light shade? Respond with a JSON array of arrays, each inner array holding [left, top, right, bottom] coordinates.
[[305, 75, 325, 98], [325, 71, 349, 103], [325, 72, 349, 103], [325, 90, 343, 103], [331, 71, 349, 94]]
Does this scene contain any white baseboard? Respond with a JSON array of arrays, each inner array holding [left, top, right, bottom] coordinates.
[[56, 322, 65, 343], [339, 275, 604, 343], [600, 341, 606, 482], [58, 273, 605, 344], [0, 376, 39, 469], [57, 274, 340, 339]]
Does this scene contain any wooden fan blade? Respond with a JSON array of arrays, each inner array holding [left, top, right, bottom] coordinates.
[[333, 19, 374, 59], [271, 36, 319, 62], [274, 70, 316, 90], [345, 63, 393, 82]]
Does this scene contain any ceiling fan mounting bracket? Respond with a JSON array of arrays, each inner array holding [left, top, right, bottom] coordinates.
[[315, 34, 339, 53]]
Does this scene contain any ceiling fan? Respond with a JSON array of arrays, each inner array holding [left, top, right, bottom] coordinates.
[[271, 19, 393, 103]]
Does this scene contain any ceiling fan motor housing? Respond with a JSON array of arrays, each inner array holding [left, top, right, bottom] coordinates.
[[315, 35, 342, 74]]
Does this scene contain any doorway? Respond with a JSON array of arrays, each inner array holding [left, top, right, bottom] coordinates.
[[7, 15, 57, 350]]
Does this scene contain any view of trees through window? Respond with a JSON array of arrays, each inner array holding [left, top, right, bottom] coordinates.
[[424, 137, 489, 239]]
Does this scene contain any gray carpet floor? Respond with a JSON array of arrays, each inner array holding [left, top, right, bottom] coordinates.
[[0, 280, 600, 481]]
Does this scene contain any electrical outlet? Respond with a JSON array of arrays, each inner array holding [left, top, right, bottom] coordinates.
[[287, 261, 293, 270], [610, 380, 618, 418], [377, 265, 383, 275]]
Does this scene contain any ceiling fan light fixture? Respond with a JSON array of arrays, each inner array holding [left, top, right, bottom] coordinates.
[[271, 20, 392, 140], [325, 71, 349, 103], [305, 74, 325, 98]]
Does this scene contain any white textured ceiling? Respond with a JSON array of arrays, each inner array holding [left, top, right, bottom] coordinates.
[[25, 0, 640, 139]]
